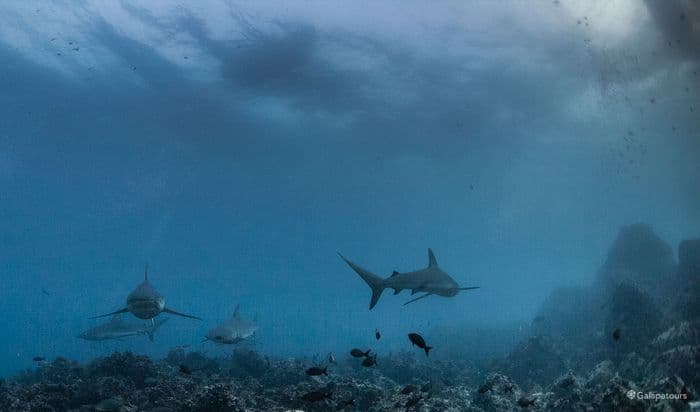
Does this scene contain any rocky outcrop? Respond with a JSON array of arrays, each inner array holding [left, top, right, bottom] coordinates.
[[597, 223, 676, 296], [498, 335, 567, 390]]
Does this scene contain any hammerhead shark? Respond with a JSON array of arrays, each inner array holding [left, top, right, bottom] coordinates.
[[92, 265, 201, 322], [203, 305, 257, 344], [338, 249, 479, 309]]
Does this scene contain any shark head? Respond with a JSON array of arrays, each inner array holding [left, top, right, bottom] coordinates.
[[92, 265, 200, 321], [126, 280, 165, 320]]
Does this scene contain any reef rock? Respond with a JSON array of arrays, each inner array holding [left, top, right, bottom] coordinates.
[[598, 223, 676, 294], [472, 373, 522, 411], [500, 335, 567, 390]]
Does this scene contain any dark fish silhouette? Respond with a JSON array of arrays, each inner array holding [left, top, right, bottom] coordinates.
[[41, 289, 50, 296], [361, 354, 377, 367], [408, 333, 432, 356], [350, 348, 371, 358], [301, 389, 332, 402], [612, 328, 621, 341], [305, 366, 328, 376], [518, 397, 536, 408], [375, 328, 381, 340], [178, 364, 192, 375], [400, 384, 418, 394], [32, 356, 45, 362]]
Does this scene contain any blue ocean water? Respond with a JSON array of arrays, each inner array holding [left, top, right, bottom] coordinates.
[[0, 2, 698, 410]]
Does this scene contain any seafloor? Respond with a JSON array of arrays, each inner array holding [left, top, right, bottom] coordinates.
[[1, 224, 698, 412]]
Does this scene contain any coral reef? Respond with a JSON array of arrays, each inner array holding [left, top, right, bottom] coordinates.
[[1, 225, 698, 411]]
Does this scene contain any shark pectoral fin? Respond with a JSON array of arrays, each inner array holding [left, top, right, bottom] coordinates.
[[457, 287, 480, 291], [163, 307, 202, 320], [90, 307, 129, 319], [403, 293, 434, 306]]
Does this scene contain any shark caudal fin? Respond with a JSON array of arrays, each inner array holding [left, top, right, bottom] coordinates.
[[147, 318, 169, 342], [338, 252, 385, 310]]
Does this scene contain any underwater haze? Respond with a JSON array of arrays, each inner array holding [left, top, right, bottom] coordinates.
[[0, 1, 699, 411]]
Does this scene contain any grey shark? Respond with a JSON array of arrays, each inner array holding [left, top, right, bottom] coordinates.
[[79, 314, 168, 342], [93, 265, 201, 322], [338, 248, 479, 309], [204, 305, 257, 344]]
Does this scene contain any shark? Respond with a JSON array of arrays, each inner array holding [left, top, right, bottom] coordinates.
[[79, 314, 168, 342], [204, 305, 257, 344], [338, 248, 479, 309], [92, 265, 201, 322]]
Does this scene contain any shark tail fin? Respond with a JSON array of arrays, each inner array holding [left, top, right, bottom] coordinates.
[[338, 252, 385, 310], [148, 318, 169, 342]]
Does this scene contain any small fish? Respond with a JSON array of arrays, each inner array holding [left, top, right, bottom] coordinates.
[[32, 356, 46, 362], [305, 366, 328, 376], [517, 397, 536, 408], [400, 384, 418, 394], [301, 389, 332, 402], [405, 395, 422, 410], [41, 289, 50, 296], [328, 352, 337, 364], [408, 333, 432, 356], [350, 348, 371, 358], [179, 364, 192, 375], [361, 354, 377, 367], [335, 399, 355, 410], [375, 328, 381, 340], [612, 328, 621, 341]]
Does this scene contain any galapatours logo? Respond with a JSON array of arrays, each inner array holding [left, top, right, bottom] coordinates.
[[626, 389, 688, 401]]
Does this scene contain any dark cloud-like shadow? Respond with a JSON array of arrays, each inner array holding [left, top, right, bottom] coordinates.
[[644, 0, 700, 62]]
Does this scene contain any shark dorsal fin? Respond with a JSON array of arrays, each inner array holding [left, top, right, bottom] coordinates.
[[232, 304, 241, 320], [428, 249, 438, 268], [144, 264, 149, 281], [391, 270, 400, 277]]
